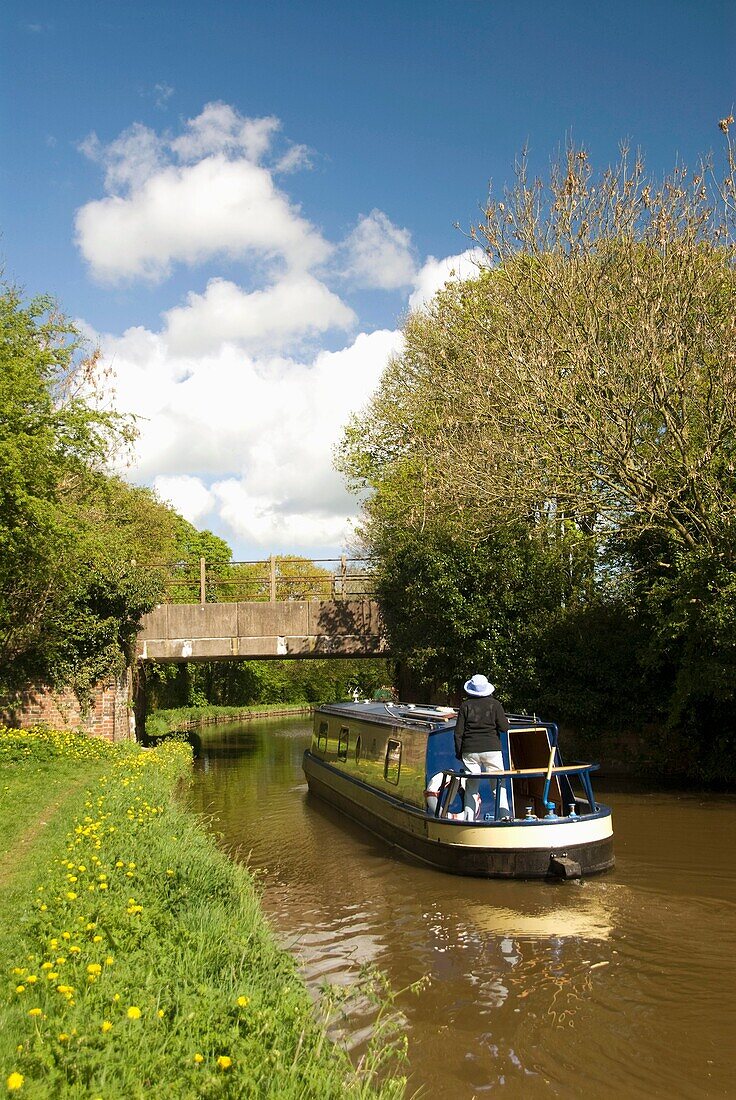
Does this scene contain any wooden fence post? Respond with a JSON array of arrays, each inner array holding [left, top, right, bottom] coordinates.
[[269, 555, 277, 603], [200, 557, 206, 604]]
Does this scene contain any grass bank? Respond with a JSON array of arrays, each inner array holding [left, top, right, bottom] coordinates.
[[0, 727, 405, 1098], [146, 703, 312, 738]]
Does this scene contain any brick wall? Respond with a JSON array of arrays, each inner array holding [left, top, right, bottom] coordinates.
[[2, 670, 135, 742]]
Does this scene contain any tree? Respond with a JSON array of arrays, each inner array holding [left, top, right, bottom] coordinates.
[[344, 146, 736, 560], [338, 134, 736, 776], [0, 287, 171, 701]]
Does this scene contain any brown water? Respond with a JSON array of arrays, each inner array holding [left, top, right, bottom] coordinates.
[[184, 718, 736, 1099]]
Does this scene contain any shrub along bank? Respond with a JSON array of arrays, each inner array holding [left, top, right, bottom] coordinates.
[[0, 728, 405, 1098]]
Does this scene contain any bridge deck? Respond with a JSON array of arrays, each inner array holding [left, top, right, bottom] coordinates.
[[136, 599, 387, 661]]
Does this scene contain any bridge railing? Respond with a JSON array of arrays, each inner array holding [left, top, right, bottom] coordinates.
[[159, 556, 378, 604]]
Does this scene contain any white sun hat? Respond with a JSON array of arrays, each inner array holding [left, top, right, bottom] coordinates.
[[463, 674, 495, 697]]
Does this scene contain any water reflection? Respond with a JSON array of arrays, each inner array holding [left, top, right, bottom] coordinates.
[[185, 718, 736, 1099]]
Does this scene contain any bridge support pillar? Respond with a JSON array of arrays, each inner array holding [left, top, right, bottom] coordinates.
[[133, 661, 150, 743]]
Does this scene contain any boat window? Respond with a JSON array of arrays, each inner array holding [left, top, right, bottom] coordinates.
[[338, 726, 349, 761], [384, 738, 402, 784], [317, 721, 328, 752], [355, 735, 362, 763]]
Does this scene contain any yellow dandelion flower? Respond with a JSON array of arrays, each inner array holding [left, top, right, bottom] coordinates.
[[92, 935, 103, 944], [87, 964, 102, 976], [25, 976, 37, 984], [236, 996, 249, 1008], [101, 1021, 113, 1033], [193, 1054, 204, 1064], [15, 985, 25, 994], [6, 1072, 24, 1091], [66, 892, 77, 901], [58, 1033, 69, 1042], [39, 904, 47, 912], [28, 1008, 43, 1017], [126, 1006, 141, 1019], [217, 1055, 232, 1070]]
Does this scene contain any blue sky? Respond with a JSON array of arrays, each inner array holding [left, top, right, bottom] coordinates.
[[1, 1, 733, 557]]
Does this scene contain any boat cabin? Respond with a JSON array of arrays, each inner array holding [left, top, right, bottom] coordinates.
[[311, 701, 598, 821]]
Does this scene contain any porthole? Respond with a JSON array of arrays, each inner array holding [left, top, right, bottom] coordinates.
[[317, 720, 328, 752]]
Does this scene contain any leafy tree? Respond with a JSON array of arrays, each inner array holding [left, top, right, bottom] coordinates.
[[338, 135, 736, 779], [0, 287, 176, 702]]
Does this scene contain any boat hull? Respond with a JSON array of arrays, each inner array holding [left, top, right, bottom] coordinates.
[[303, 751, 614, 879]]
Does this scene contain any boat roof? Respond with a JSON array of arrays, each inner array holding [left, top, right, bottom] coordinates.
[[317, 700, 455, 730], [316, 700, 551, 733]]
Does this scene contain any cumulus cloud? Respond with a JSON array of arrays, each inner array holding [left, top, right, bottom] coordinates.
[[408, 247, 486, 311], [75, 102, 480, 554], [153, 475, 215, 525], [75, 104, 328, 282], [170, 102, 280, 163], [76, 156, 330, 282], [162, 274, 355, 355], [97, 323, 402, 553], [79, 122, 165, 193], [342, 210, 416, 289]]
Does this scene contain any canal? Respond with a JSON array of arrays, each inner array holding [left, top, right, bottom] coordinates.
[[184, 717, 736, 1099]]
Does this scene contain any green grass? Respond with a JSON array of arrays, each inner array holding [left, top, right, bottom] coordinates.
[[145, 703, 312, 738], [0, 729, 116, 857], [0, 728, 406, 1098]]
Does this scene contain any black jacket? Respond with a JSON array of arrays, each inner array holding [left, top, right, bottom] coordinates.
[[454, 695, 509, 758]]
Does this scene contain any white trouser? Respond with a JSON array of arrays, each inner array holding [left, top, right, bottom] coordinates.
[[462, 751, 509, 820], [425, 772, 465, 817]]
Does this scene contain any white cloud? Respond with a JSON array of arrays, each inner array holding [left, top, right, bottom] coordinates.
[[212, 481, 355, 551], [408, 247, 486, 311], [75, 104, 328, 283], [153, 475, 215, 524], [79, 123, 165, 193], [170, 102, 280, 163], [97, 323, 402, 553], [75, 103, 481, 555], [275, 143, 312, 174], [342, 210, 416, 289], [162, 274, 355, 355], [153, 83, 174, 110], [76, 154, 330, 282]]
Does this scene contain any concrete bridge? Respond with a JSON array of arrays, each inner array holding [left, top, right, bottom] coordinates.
[[136, 598, 388, 662]]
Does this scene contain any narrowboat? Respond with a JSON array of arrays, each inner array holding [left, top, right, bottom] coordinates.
[[302, 702, 614, 879]]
